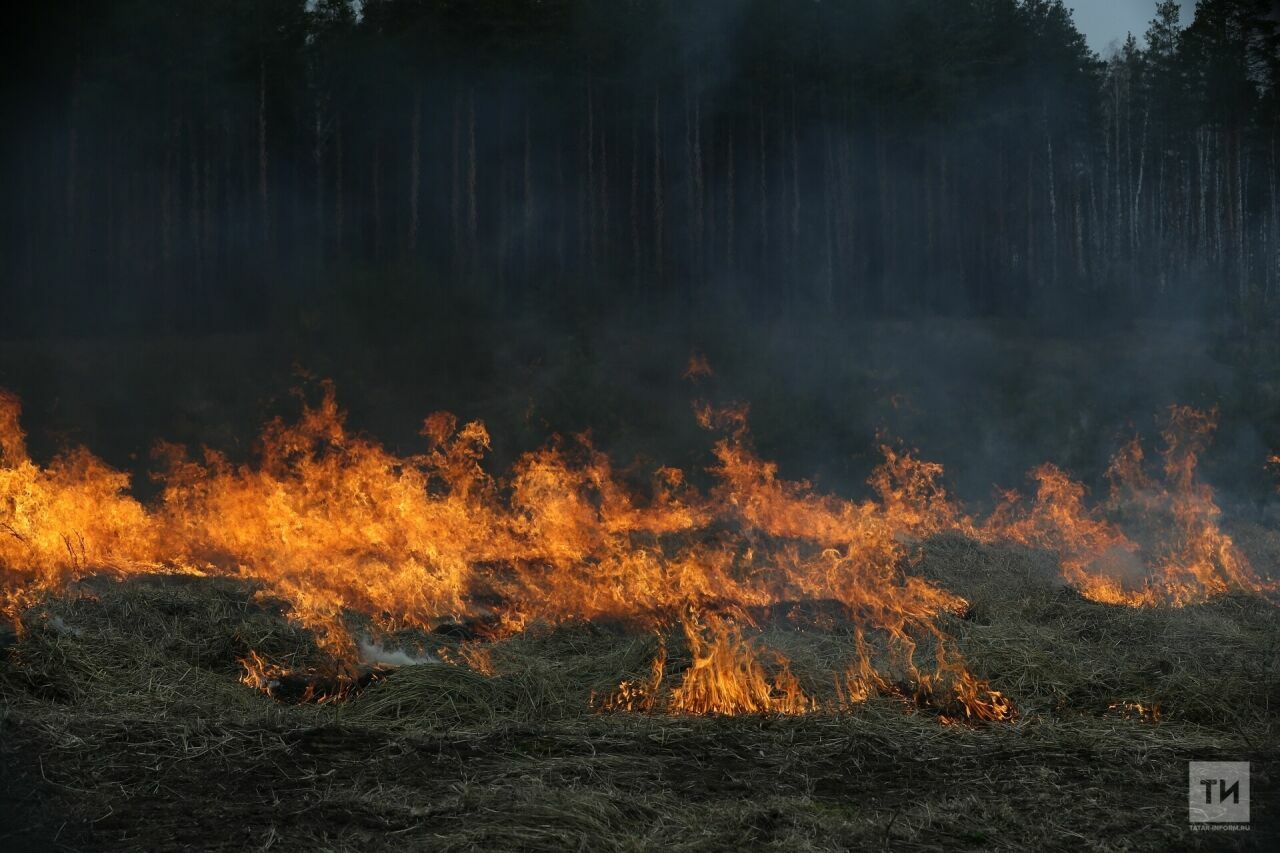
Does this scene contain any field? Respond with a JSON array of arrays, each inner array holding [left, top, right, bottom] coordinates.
[[11, 0, 1280, 847], [2, 532, 1277, 851], [2, 319, 1280, 851]]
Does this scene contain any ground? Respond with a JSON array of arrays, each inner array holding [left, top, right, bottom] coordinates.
[[1, 534, 1276, 851]]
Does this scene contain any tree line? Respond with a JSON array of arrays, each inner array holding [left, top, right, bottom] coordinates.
[[3, 0, 1279, 335]]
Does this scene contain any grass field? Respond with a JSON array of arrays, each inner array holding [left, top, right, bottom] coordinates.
[[2, 533, 1276, 851], [2, 319, 1279, 850]]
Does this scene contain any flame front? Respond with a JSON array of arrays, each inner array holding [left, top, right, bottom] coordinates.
[[0, 390, 160, 617], [984, 406, 1275, 607], [0, 385, 1271, 720]]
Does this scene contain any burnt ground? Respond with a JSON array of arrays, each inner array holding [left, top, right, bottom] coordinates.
[[1, 535, 1277, 851]]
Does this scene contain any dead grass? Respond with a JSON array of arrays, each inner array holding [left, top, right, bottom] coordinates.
[[2, 538, 1278, 851]]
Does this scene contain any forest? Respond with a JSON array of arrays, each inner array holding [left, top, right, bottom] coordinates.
[[3, 0, 1280, 335]]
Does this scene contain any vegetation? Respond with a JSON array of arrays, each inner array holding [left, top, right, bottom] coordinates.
[[1, 536, 1276, 850], [5, 5, 1280, 849], [4, 1, 1280, 334]]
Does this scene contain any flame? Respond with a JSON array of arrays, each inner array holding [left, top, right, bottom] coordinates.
[[2, 385, 1272, 719], [598, 615, 1013, 722], [598, 640, 667, 713], [984, 463, 1143, 605], [984, 406, 1275, 606], [239, 649, 288, 693], [683, 353, 714, 381], [666, 613, 815, 716], [0, 391, 163, 619], [599, 615, 814, 716], [435, 639, 496, 675], [1, 385, 1011, 719], [1105, 700, 1161, 723], [238, 649, 388, 704]]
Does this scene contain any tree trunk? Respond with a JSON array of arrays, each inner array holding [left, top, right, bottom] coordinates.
[[409, 89, 421, 257], [314, 97, 325, 271], [725, 131, 735, 276], [468, 90, 478, 261], [66, 54, 80, 242], [653, 93, 664, 287], [373, 138, 382, 262], [334, 113, 344, 259], [630, 108, 640, 291], [586, 78, 596, 276], [258, 57, 270, 247], [524, 111, 534, 284]]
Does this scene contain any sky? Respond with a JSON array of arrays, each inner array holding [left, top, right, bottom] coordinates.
[[334, 1, 1189, 57], [1069, 0, 1195, 55]]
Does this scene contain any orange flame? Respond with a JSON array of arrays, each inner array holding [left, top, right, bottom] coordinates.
[[1, 385, 1010, 719], [984, 406, 1275, 606], [599, 615, 1013, 722], [2, 386, 1271, 719], [1105, 700, 1161, 723], [666, 614, 815, 716], [0, 391, 162, 619], [683, 353, 714, 381]]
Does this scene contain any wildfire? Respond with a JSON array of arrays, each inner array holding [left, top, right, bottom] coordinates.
[[984, 406, 1275, 607], [646, 614, 814, 716], [598, 614, 1013, 721], [0, 390, 163, 620], [0, 384, 1271, 720]]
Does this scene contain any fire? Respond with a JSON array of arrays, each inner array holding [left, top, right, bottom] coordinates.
[[599, 615, 1013, 721], [683, 353, 714, 381], [1105, 700, 1161, 723], [985, 406, 1275, 606], [0, 391, 162, 619], [239, 650, 290, 694], [664, 614, 814, 716], [1, 384, 1007, 719], [0, 384, 1271, 719], [983, 463, 1142, 605], [239, 649, 389, 704]]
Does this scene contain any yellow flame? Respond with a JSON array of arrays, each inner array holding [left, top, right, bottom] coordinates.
[[984, 406, 1274, 606], [2, 386, 1271, 719]]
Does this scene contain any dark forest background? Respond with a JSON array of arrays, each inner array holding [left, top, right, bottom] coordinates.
[[3, 0, 1280, 337]]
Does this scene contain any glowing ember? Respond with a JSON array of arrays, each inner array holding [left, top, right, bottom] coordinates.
[[239, 650, 389, 704], [1105, 700, 1162, 723]]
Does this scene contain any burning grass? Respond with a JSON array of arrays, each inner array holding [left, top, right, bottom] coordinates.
[[0, 385, 1018, 722], [1, 540, 1276, 850], [1, 381, 1279, 846], [983, 406, 1275, 607]]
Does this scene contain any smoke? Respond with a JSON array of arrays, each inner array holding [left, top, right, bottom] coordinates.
[[357, 637, 438, 668], [3, 2, 1280, 552]]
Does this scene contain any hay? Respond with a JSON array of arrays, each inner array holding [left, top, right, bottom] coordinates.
[[2, 538, 1278, 850]]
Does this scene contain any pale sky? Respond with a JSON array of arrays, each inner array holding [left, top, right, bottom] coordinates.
[[1069, 0, 1196, 55]]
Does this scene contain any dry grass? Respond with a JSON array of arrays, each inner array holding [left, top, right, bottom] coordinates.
[[2, 537, 1278, 851]]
